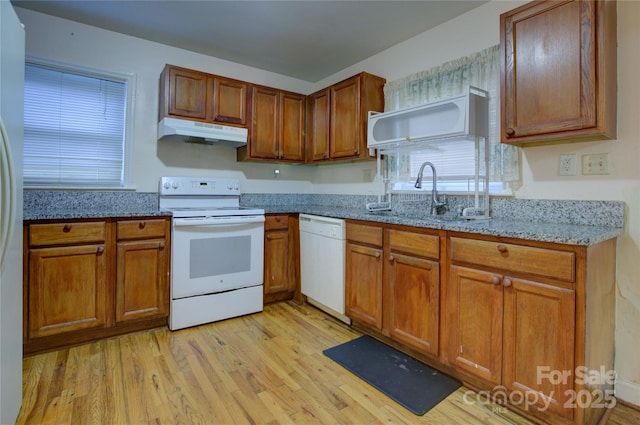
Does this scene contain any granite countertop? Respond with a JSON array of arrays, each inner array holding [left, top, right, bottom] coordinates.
[[259, 205, 623, 246], [23, 191, 624, 247]]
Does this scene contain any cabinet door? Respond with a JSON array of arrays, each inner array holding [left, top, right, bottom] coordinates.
[[210, 77, 248, 125], [345, 242, 383, 329], [503, 277, 575, 419], [330, 76, 360, 159], [280, 92, 305, 161], [116, 239, 168, 323], [387, 253, 439, 357], [307, 89, 330, 161], [446, 265, 503, 385], [167, 67, 207, 120], [250, 86, 279, 159], [264, 229, 291, 294], [28, 244, 109, 338], [501, 0, 604, 142]]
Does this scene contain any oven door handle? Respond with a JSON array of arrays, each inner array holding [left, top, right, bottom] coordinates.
[[173, 216, 265, 227]]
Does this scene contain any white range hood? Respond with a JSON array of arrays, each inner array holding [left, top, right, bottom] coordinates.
[[158, 117, 248, 147]]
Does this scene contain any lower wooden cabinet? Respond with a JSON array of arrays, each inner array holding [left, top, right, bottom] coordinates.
[[263, 214, 298, 304], [115, 219, 169, 323], [24, 217, 171, 354], [345, 221, 441, 358], [345, 221, 616, 425]]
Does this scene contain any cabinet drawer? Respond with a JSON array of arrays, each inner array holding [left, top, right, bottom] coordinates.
[[117, 219, 167, 240], [29, 222, 106, 246], [265, 215, 289, 230], [388, 229, 439, 260], [450, 237, 575, 282], [347, 222, 383, 247]]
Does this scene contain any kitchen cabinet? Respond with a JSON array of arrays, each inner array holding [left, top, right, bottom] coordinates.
[[442, 235, 615, 424], [345, 222, 383, 329], [307, 72, 385, 163], [159, 64, 248, 126], [264, 214, 299, 304], [385, 229, 440, 357], [24, 217, 171, 354], [115, 219, 170, 323], [238, 86, 305, 162], [345, 221, 440, 358], [500, 0, 617, 145], [27, 221, 110, 339]]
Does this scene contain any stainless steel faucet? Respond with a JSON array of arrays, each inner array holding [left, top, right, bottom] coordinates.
[[415, 161, 447, 215]]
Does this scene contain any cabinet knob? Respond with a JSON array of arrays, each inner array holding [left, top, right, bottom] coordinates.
[[375, 252, 381, 260], [275, 216, 282, 222], [96, 245, 105, 255], [139, 221, 146, 229], [491, 275, 502, 285], [388, 255, 395, 263], [502, 278, 512, 288], [266, 234, 272, 241], [497, 244, 508, 254], [506, 128, 515, 137], [63, 223, 72, 232], [159, 241, 165, 249]]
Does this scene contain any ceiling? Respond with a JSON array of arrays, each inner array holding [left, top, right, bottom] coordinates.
[[12, 0, 488, 82]]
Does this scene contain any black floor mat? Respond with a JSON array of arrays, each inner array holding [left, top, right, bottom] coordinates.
[[323, 335, 461, 416]]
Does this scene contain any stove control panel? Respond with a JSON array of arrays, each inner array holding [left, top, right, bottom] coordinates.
[[159, 177, 241, 195]]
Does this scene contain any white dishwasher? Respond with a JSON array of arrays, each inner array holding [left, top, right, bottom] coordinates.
[[299, 214, 350, 324]]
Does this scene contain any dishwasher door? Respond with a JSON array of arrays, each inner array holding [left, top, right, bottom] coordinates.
[[299, 214, 350, 324]]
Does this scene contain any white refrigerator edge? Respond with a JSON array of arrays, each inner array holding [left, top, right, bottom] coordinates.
[[0, 0, 24, 423]]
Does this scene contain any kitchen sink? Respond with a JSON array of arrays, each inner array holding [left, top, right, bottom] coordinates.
[[366, 210, 470, 223]]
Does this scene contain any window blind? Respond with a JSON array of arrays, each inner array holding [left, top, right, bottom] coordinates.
[[24, 63, 127, 187]]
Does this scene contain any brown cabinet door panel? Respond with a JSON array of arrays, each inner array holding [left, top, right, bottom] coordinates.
[[280, 92, 305, 161], [116, 240, 168, 322], [167, 67, 207, 120], [345, 242, 383, 329], [264, 229, 291, 294], [250, 86, 279, 159], [307, 89, 330, 161], [387, 252, 439, 357], [330, 76, 360, 158], [210, 77, 248, 125], [503, 278, 575, 419], [29, 244, 109, 338], [446, 265, 503, 385]]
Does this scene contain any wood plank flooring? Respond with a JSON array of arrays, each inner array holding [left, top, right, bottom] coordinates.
[[16, 302, 638, 425]]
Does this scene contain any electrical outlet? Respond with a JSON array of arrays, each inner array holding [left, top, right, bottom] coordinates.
[[582, 153, 609, 175], [559, 154, 577, 176]]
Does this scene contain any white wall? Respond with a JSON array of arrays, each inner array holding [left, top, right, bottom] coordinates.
[[16, 0, 640, 405]]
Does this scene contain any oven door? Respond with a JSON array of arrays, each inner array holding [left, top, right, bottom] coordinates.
[[171, 215, 264, 299]]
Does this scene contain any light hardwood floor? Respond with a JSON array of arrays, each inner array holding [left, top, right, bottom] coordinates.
[[17, 302, 639, 425]]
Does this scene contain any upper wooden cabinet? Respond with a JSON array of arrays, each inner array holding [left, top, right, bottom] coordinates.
[[159, 64, 248, 126], [307, 72, 385, 163], [500, 0, 616, 145], [238, 86, 305, 162]]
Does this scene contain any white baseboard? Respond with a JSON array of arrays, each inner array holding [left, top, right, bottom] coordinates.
[[616, 379, 640, 407]]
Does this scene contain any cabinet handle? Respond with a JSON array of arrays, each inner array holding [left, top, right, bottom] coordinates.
[[491, 275, 502, 285], [139, 221, 146, 229], [506, 128, 515, 137], [96, 245, 105, 255], [502, 278, 512, 288], [497, 244, 508, 254], [63, 223, 72, 232]]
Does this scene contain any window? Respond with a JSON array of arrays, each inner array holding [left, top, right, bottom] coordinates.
[[383, 45, 520, 195], [23, 59, 134, 188]]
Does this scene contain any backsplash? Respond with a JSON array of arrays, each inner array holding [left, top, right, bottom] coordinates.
[[24, 190, 158, 211]]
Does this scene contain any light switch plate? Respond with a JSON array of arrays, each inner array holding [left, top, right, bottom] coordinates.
[[582, 153, 609, 175]]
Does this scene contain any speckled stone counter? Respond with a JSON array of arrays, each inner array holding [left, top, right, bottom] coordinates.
[[241, 193, 624, 246], [23, 191, 170, 220], [23, 191, 624, 246]]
